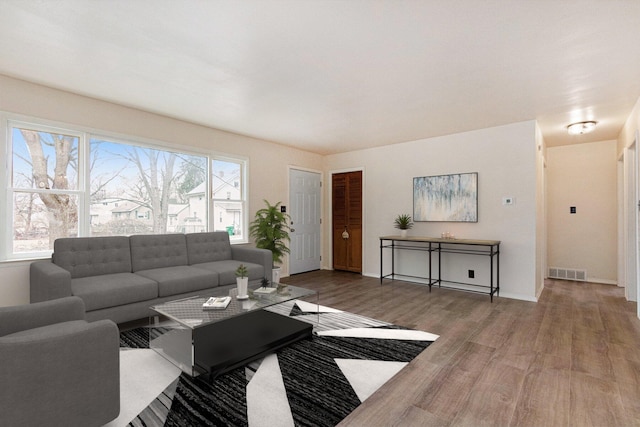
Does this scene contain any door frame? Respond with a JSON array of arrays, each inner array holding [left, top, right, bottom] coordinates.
[[635, 130, 640, 319], [622, 139, 638, 306], [328, 167, 365, 273], [287, 166, 323, 275]]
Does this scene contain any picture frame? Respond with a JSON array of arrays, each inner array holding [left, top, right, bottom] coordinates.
[[413, 172, 478, 222]]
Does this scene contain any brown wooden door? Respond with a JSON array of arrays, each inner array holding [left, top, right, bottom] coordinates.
[[332, 171, 362, 273]]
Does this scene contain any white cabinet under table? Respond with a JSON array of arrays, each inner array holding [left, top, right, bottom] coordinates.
[[379, 236, 501, 301]]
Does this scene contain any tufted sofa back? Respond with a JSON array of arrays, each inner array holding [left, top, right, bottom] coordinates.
[[185, 231, 232, 265], [53, 236, 132, 279], [130, 234, 188, 272], [50, 232, 234, 277]]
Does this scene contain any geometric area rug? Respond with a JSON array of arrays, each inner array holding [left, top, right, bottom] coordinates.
[[112, 300, 439, 427]]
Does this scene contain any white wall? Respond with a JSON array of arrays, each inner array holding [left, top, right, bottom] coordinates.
[[547, 140, 618, 284], [323, 121, 540, 301], [0, 74, 323, 306]]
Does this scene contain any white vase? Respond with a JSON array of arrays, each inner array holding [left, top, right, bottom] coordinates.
[[272, 266, 281, 284], [236, 277, 248, 298], [400, 229, 408, 238]]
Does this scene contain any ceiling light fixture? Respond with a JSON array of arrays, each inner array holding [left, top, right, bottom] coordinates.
[[567, 121, 597, 135]]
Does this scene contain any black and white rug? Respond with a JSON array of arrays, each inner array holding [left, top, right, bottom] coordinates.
[[113, 300, 438, 427]]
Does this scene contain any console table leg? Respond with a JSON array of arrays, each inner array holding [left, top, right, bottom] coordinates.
[[391, 240, 395, 279], [437, 243, 442, 289], [490, 250, 494, 302], [380, 240, 383, 283], [428, 242, 432, 292], [497, 244, 500, 297]]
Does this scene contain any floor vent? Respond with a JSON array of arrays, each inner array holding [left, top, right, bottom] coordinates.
[[548, 267, 587, 282]]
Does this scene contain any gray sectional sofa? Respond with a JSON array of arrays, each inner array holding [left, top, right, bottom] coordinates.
[[30, 231, 272, 324]]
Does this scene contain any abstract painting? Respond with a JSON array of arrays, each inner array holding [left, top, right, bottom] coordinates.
[[413, 173, 478, 222]]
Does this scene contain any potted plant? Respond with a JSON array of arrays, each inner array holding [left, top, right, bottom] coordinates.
[[394, 214, 413, 238], [249, 200, 291, 283], [235, 264, 249, 299]]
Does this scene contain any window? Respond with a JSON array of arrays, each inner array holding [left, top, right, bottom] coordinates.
[[3, 115, 248, 260], [9, 124, 82, 256], [89, 138, 207, 236], [212, 159, 245, 240]]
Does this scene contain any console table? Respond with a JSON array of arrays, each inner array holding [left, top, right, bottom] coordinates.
[[379, 236, 501, 301]]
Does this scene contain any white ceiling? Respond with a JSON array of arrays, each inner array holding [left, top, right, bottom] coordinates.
[[1, 1, 639, 155]]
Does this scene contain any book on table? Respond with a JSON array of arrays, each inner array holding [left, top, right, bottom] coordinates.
[[203, 296, 231, 310], [254, 287, 277, 295]]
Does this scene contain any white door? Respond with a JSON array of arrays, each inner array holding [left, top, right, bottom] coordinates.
[[289, 169, 321, 274]]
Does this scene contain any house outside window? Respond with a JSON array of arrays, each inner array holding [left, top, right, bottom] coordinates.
[[212, 158, 245, 240]]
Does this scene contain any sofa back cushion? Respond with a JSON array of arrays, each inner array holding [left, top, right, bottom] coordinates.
[[186, 232, 232, 265], [53, 236, 132, 279], [130, 234, 188, 272]]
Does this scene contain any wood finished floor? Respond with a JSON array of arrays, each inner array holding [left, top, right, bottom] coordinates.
[[281, 270, 640, 427]]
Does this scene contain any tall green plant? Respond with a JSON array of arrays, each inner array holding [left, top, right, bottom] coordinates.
[[249, 200, 290, 266]]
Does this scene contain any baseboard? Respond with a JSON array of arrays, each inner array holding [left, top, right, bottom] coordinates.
[[498, 291, 538, 302], [587, 277, 617, 285], [370, 272, 538, 302]]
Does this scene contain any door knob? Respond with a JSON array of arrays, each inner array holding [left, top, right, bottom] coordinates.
[[291, 228, 296, 232]]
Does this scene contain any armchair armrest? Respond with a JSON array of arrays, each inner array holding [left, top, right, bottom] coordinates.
[[30, 260, 72, 303], [231, 246, 272, 275], [0, 319, 120, 426], [0, 296, 85, 337]]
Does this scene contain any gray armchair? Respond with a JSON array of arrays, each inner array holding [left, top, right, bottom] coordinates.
[[0, 297, 120, 427]]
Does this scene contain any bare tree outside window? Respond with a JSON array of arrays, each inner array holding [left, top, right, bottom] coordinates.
[[89, 139, 207, 236], [11, 128, 79, 252]]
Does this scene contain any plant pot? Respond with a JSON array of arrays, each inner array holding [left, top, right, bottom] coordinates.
[[400, 229, 408, 238], [236, 277, 248, 299], [272, 266, 281, 284]]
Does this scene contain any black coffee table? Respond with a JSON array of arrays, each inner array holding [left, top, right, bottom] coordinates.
[[149, 284, 317, 379], [194, 309, 312, 380]]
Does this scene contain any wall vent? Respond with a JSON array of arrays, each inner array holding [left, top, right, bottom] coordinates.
[[548, 267, 587, 282]]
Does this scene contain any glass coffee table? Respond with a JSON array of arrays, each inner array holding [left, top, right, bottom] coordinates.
[[149, 284, 318, 380]]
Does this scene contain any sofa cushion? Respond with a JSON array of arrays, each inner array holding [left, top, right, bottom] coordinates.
[[135, 266, 218, 297], [186, 231, 232, 265], [130, 234, 188, 272], [194, 260, 264, 285], [53, 236, 132, 279], [71, 273, 158, 311]]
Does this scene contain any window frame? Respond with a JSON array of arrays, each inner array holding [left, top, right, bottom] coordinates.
[[0, 112, 249, 261], [211, 154, 249, 243], [5, 119, 87, 260]]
